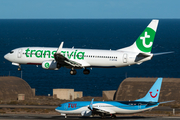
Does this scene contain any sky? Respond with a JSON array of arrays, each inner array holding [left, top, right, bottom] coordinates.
[[0, 0, 180, 19]]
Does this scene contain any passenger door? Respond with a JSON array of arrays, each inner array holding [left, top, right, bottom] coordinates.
[[17, 49, 22, 58], [123, 53, 128, 63]]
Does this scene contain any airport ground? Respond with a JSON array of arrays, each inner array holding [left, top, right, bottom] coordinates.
[[1, 112, 180, 120], [1, 104, 180, 120], [1, 77, 180, 119]]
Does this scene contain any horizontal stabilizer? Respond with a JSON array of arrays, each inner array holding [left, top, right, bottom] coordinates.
[[153, 51, 174, 56], [159, 100, 175, 104]]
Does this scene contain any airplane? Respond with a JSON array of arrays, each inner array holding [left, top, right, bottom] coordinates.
[[4, 19, 172, 75], [55, 78, 174, 118]]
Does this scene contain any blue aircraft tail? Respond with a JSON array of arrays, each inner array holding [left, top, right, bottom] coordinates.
[[136, 78, 163, 102]]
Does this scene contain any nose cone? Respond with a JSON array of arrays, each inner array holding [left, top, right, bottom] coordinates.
[[4, 54, 9, 60], [55, 107, 60, 112]]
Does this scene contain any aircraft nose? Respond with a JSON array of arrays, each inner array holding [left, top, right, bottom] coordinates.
[[4, 54, 9, 60]]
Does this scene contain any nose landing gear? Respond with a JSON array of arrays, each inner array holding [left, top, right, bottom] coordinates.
[[18, 65, 21, 71]]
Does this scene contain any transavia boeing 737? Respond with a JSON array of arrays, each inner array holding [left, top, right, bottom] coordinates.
[[4, 20, 172, 75], [55, 78, 174, 118]]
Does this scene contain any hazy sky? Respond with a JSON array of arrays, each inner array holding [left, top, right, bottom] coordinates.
[[0, 0, 180, 19]]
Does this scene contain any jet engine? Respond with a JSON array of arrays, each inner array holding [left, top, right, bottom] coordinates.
[[81, 110, 92, 116], [42, 60, 60, 70]]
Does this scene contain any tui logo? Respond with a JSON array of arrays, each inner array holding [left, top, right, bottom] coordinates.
[[149, 89, 158, 98]]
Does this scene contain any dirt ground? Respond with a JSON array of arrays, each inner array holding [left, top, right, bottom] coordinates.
[[0, 96, 179, 116]]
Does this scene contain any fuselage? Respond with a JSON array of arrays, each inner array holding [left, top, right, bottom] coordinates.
[[55, 101, 159, 115], [4, 47, 152, 68], [3, 20, 159, 74]]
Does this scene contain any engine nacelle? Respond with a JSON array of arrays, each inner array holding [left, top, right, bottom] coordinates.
[[42, 60, 60, 70], [81, 110, 92, 116]]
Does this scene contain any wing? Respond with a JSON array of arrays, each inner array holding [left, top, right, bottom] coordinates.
[[92, 107, 116, 114], [54, 42, 90, 68], [88, 99, 115, 114]]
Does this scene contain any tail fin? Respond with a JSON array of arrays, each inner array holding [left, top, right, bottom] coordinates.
[[136, 78, 163, 102], [117, 19, 159, 53]]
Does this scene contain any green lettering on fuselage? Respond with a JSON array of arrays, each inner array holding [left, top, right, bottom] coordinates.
[[67, 51, 74, 59], [44, 50, 50, 58], [25, 48, 30, 57], [35, 50, 43, 58], [30, 50, 36, 57], [61, 51, 66, 57], [77, 52, 85, 60], [51, 51, 56, 58], [25, 48, 85, 60]]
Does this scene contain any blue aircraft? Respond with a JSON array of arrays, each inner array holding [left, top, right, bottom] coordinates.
[[55, 78, 173, 118]]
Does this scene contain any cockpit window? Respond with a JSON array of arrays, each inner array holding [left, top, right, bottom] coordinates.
[[59, 104, 62, 107], [10, 51, 14, 54]]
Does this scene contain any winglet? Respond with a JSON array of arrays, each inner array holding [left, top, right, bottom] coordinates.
[[56, 42, 64, 53], [89, 98, 94, 110]]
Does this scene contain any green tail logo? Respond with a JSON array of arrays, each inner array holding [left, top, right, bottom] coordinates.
[[136, 27, 156, 53]]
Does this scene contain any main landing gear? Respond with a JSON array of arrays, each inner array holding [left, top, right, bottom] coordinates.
[[70, 69, 77, 75], [111, 114, 116, 118], [83, 69, 90, 75], [100, 113, 106, 119], [100, 113, 116, 119], [70, 68, 90, 75]]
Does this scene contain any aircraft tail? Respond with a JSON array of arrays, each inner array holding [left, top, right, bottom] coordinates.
[[136, 78, 163, 102], [117, 19, 159, 53]]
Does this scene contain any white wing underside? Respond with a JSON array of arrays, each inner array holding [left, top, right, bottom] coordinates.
[[93, 107, 116, 114]]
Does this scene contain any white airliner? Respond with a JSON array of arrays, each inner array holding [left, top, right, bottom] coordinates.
[[55, 78, 173, 118], [4, 19, 172, 75]]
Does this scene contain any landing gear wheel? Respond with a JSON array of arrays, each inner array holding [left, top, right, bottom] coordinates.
[[83, 69, 90, 75], [18, 67, 21, 71], [111, 114, 116, 118], [100, 113, 106, 119], [70, 70, 77, 75]]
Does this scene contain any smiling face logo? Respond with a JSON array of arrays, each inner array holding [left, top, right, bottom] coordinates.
[[149, 89, 158, 98]]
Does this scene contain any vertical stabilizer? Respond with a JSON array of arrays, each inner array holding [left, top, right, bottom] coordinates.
[[117, 20, 159, 53], [135, 78, 163, 102]]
